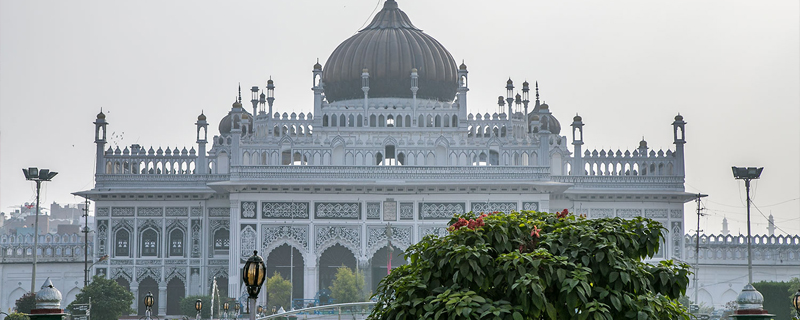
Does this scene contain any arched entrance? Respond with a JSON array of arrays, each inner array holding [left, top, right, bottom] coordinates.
[[216, 276, 229, 300], [267, 244, 304, 306], [137, 277, 159, 316], [115, 277, 130, 291], [370, 245, 407, 293], [318, 244, 356, 302], [166, 277, 185, 315]]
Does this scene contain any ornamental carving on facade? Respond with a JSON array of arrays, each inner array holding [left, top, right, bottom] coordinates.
[[645, 209, 668, 219], [421, 226, 449, 238], [262, 225, 308, 252], [315, 226, 361, 256], [190, 207, 202, 217], [522, 202, 539, 211], [261, 202, 309, 219], [419, 203, 464, 219], [590, 208, 614, 218], [670, 209, 683, 219], [315, 203, 361, 219], [191, 220, 202, 258], [165, 267, 186, 283], [209, 207, 230, 217], [367, 225, 411, 257], [399, 202, 414, 220], [97, 220, 108, 256], [366, 202, 381, 219], [96, 207, 110, 217], [471, 202, 517, 214], [617, 209, 642, 218], [137, 207, 163, 217], [241, 202, 257, 218], [166, 207, 188, 217], [111, 267, 133, 283], [136, 267, 162, 283], [240, 225, 257, 262], [111, 207, 134, 217]]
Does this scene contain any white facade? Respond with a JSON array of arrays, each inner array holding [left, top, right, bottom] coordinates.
[[74, 0, 698, 315]]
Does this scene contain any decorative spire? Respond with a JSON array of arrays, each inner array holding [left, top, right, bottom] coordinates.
[[535, 81, 539, 102], [238, 83, 242, 102]]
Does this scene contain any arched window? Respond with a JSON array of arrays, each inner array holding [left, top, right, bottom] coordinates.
[[141, 229, 158, 257], [340, 114, 346, 127], [348, 115, 355, 127], [169, 229, 184, 257], [357, 115, 363, 127], [405, 115, 411, 127], [115, 229, 130, 257], [418, 115, 425, 127], [331, 114, 338, 127], [370, 115, 377, 127], [214, 229, 230, 252]]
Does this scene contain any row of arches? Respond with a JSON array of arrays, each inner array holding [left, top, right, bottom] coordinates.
[[105, 160, 197, 175], [111, 227, 228, 259], [3, 245, 85, 258], [582, 161, 675, 176], [321, 114, 459, 128], [0, 233, 81, 244], [241, 147, 541, 167]]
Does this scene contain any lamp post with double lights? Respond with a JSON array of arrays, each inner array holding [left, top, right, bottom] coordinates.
[[195, 299, 202, 320], [22, 167, 58, 293], [222, 301, 229, 320], [143, 291, 155, 320], [242, 250, 267, 320], [234, 301, 240, 318], [731, 166, 763, 285]]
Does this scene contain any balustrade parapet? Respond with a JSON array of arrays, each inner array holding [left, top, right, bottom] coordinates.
[[551, 175, 685, 189], [229, 165, 551, 181]]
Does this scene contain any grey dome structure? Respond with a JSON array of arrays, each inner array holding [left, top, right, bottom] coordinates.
[[321, 0, 458, 102]]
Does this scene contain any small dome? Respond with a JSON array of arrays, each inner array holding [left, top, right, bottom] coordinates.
[[313, 61, 322, 70], [573, 114, 582, 122], [35, 278, 62, 309], [674, 114, 683, 121], [639, 140, 648, 148], [218, 111, 252, 135], [241, 113, 249, 120], [459, 62, 467, 70], [232, 100, 242, 109], [736, 284, 764, 310], [411, 68, 418, 73], [507, 78, 513, 85], [523, 80, 529, 87], [96, 111, 106, 119], [531, 115, 539, 121], [198, 113, 206, 121], [537, 114, 561, 134], [267, 79, 274, 85], [540, 103, 549, 110]]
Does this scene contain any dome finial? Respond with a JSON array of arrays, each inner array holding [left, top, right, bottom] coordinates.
[[535, 81, 539, 102], [238, 83, 242, 103]]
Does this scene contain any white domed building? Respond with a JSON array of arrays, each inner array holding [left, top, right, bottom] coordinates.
[[76, 0, 695, 315]]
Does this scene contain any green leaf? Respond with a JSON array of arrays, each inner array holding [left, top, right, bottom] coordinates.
[[512, 311, 523, 320]]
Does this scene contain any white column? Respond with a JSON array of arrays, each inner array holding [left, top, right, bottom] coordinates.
[[229, 199, 242, 300], [130, 280, 140, 313], [158, 281, 167, 316]]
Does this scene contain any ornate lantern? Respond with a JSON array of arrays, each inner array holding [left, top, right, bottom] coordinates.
[[223, 301, 229, 311], [144, 291, 154, 309], [242, 251, 266, 299], [234, 303, 240, 312], [195, 299, 202, 311], [793, 290, 800, 317]]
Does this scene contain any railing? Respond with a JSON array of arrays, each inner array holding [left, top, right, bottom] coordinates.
[[257, 302, 376, 320], [684, 234, 800, 264], [230, 165, 551, 182], [94, 174, 229, 188], [579, 148, 677, 177], [551, 175, 685, 190]]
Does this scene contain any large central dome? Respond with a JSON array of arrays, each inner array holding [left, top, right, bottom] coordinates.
[[322, 0, 458, 103]]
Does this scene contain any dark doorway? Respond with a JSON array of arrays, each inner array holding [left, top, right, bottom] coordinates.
[[267, 244, 304, 303], [216, 276, 229, 300], [370, 245, 407, 293], [138, 277, 159, 315], [166, 277, 185, 315], [318, 244, 356, 295]]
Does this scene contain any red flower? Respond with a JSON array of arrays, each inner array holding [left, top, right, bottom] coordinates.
[[557, 209, 569, 218], [531, 225, 541, 238]]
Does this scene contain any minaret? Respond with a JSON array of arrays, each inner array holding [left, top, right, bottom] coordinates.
[[522, 81, 530, 133], [196, 112, 208, 174], [672, 114, 686, 176], [362, 69, 370, 126], [767, 214, 775, 236], [312, 61, 323, 126], [457, 62, 469, 125], [505, 78, 514, 116], [722, 217, 730, 236], [250, 86, 259, 118], [94, 110, 108, 174], [267, 78, 275, 134], [571, 114, 584, 176], [411, 68, 419, 125]]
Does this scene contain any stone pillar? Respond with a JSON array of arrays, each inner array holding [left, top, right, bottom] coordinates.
[[304, 253, 317, 302], [158, 281, 167, 316], [228, 199, 242, 301], [130, 280, 139, 313], [359, 258, 371, 299]]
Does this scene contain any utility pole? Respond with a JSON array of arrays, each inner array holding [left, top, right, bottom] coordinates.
[[693, 193, 707, 306], [83, 197, 91, 287]]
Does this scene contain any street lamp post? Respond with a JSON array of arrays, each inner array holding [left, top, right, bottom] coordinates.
[[22, 167, 58, 293], [242, 251, 267, 320], [732, 166, 763, 284], [223, 301, 229, 320], [234, 301, 240, 318], [195, 299, 203, 320], [257, 305, 263, 317], [143, 291, 155, 320]]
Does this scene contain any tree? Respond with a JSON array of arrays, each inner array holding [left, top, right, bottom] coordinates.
[[370, 210, 692, 320], [179, 295, 212, 318], [4, 313, 30, 320], [14, 292, 35, 314], [67, 276, 134, 320], [266, 272, 293, 310], [330, 266, 366, 304], [753, 281, 792, 319]]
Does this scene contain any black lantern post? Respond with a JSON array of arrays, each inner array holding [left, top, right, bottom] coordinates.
[[143, 291, 155, 320], [257, 305, 263, 316], [242, 250, 266, 320], [732, 166, 764, 285], [234, 301, 240, 318], [793, 289, 800, 318], [195, 299, 202, 320], [222, 301, 229, 320], [21, 167, 58, 293]]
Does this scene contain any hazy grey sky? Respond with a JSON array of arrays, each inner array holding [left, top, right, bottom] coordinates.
[[1, 0, 798, 236]]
